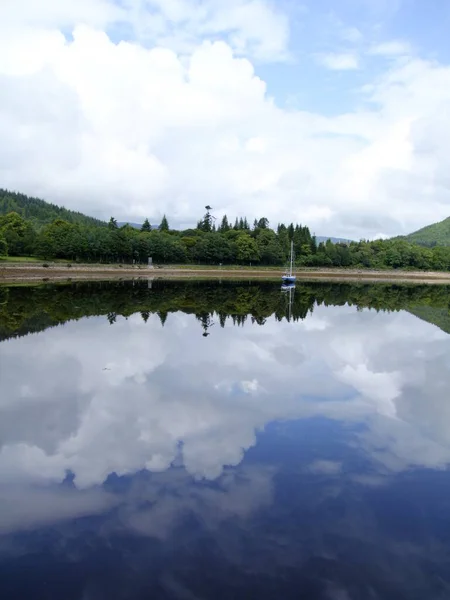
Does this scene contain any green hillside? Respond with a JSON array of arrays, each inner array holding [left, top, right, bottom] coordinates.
[[0, 189, 106, 229], [402, 216, 450, 247]]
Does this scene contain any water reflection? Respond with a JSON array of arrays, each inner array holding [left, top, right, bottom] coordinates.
[[1, 280, 450, 598]]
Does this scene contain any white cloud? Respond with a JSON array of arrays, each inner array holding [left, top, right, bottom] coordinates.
[[0, 0, 125, 30], [315, 52, 360, 70], [0, 0, 289, 62], [369, 40, 412, 56], [0, 2, 450, 237]]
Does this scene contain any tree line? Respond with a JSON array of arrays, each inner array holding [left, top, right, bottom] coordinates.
[[2, 279, 450, 342], [2, 204, 450, 271]]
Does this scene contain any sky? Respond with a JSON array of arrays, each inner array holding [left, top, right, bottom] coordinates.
[[1, 0, 450, 239]]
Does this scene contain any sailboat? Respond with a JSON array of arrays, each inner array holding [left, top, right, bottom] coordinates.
[[282, 240, 296, 284]]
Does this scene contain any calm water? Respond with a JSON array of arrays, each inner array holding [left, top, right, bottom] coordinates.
[[1, 280, 450, 599]]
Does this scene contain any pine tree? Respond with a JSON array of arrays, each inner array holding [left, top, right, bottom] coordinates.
[[220, 215, 230, 232], [159, 215, 169, 232], [158, 310, 168, 326], [141, 218, 152, 232], [199, 207, 213, 232], [108, 217, 118, 230]]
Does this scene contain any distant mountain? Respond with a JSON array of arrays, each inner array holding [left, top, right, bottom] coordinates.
[[118, 221, 159, 230], [0, 189, 106, 229], [117, 221, 142, 229], [401, 216, 450, 247], [315, 236, 353, 244]]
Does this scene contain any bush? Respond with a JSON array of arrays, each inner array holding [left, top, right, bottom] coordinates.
[[42, 263, 50, 268], [67, 263, 72, 268]]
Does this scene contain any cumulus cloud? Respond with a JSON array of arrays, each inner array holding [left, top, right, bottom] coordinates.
[[0, 1, 450, 238]]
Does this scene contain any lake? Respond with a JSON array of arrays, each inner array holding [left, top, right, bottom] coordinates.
[[1, 279, 450, 599]]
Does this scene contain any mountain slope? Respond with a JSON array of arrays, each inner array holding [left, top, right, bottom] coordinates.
[[402, 216, 450, 247], [0, 189, 106, 228]]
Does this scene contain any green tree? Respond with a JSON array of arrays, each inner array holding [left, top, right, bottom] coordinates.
[[236, 233, 260, 264], [141, 218, 152, 232], [198, 206, 214, 232], [256, 229, 283, 265], [108, 217, 118, 230], [37, 219, 80, 259], [219, 215, 230, 232], [257, 217, 269, 229], [0, 211, 36, 256], [0, 233, 7, 256], [160, 214, 169, 232]]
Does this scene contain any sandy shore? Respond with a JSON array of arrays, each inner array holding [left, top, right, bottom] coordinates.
[[1, 263, 450, 284]]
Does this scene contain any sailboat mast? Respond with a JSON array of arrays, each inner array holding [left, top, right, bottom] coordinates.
[[290, 240, 294, 276]]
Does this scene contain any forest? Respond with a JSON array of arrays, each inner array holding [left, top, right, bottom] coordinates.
[[1, 279, 450, 342], [1, 190, 450, 270]]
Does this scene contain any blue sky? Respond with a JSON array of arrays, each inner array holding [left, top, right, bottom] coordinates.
[[258, 0, 450, 112], [1, 0, 450, 238]]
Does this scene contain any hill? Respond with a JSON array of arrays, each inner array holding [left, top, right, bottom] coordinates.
[[0, 189, 106, 229], [402, 216, 450, 247]]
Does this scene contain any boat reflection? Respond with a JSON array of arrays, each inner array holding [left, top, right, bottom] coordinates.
[[281, 282, 295, 321]]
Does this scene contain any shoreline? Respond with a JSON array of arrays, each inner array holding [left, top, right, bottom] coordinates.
[[1, 263, 450, 284]]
